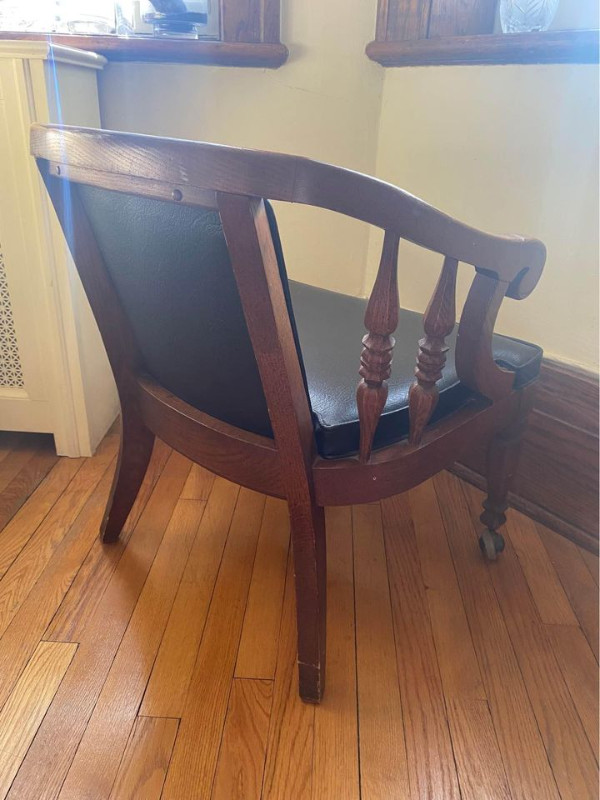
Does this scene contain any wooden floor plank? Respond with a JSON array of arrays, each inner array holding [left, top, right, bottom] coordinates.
[[45, 439, 172, 643], [352, 503, 410, 800], [0, 467, 115, 712], [140, 477, 240, 718], [235, 498, 290, 680], [161, 489, 265, 799], [0, 447, 58, 533], [180, 464, 216, 501], [477, 500, 598, 799], [57, 494, 208, 800], [211, 679, 272, 800], [541, 524, 599, 662], [5, 451, 191, 800], [409, 481, 513, 800], [261, 552, 314, 800], [0, 457, 83, 581], [0, 433, 23, 466], [312, 506, 359, 800], [446, 698, 512, 800], [463, 478, 597, 798], [0, 435, 118, 640], [507, 508, 579, 626], [0, 641, 76, 800], [108, 717, 179, 800], [0, 440, 38, 497], [578, 546, 599, 586], [546, 623, 599, 757], [433, 471, 560, 800], [0, 431, 596, 800], [408, 480, 485, 701], [381, 493, 461, 800]]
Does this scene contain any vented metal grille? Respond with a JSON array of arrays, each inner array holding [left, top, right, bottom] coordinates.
[[0, 246, 24, 388]]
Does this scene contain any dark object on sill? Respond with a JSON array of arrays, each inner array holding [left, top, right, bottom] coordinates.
[[144, 12, 209, 38], [149, 0, 188, 13]]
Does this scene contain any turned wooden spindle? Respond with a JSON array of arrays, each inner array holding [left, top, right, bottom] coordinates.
[[408, 256, 458, 445], [357, 231, 400, 463]]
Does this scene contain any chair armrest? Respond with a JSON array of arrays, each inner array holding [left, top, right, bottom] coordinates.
[[357, 231, 545, 458], [32, 122, 545, 285], [455, 264, 545, 401]]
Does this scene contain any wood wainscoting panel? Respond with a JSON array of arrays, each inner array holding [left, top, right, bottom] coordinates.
[[453, 358, 599, 553]]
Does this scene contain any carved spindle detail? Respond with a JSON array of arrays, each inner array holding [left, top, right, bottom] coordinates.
[[408, 256, 458, 445], [357, 231, 400, 463]]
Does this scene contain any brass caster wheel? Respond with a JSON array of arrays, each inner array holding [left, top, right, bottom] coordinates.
[[479, 530, 505, 561]]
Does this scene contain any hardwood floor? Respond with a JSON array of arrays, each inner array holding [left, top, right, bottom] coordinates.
[[0, 431, 597, 800]]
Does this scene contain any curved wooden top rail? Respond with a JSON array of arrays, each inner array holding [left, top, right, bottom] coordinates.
[[31, 123, 545, 294]]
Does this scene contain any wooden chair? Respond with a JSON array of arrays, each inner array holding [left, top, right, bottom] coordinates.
[[31, 124, 546, 703]]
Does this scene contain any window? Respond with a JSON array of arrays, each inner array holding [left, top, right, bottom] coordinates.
[[0, 0, 286, 66], [0, 1, 218, 38], [367, 0, 599, 67]]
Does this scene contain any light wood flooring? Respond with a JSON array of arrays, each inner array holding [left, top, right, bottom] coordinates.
[[0, 429, 597, 799]]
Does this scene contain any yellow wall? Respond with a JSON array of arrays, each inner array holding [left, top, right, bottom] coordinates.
[[98, 0, 599, 372], [99, 0, 383, 296], [371, 64, 599, 371]]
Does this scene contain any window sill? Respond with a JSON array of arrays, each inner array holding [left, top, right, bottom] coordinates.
[[0, 32, 288, 67], [366, 29, 599, 67]]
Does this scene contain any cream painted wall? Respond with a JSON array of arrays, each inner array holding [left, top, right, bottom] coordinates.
[[97, 0, 599, 372], [371, 64, 599, 371], [98, 0, 383, 296]]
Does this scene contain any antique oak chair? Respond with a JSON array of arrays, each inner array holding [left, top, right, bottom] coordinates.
[[31, 124, 546, 703]]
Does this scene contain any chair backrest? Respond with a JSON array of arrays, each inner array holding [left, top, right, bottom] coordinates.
[[31, 124, 545, 462], [74, 184, 294, 439]]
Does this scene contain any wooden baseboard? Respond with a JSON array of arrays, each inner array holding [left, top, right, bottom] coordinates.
[[453, 358, 599, 554]]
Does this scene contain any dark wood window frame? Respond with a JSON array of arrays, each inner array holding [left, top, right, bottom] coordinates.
[[367, 0, 599, 67], [0, 0, 287, 67]]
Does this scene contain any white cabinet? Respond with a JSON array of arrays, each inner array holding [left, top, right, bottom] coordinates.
[[0, 41, 118, 456]]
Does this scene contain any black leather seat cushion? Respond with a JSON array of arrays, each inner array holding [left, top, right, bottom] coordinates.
[[77, 184, 542, 461], [288, 281, 543, 459]]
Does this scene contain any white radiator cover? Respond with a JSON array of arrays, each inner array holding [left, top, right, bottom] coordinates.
[[0, 246, 24, 389], [0, 42, 119, 456]]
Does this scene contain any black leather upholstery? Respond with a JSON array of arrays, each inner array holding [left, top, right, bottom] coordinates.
[[77, 185, 542, 460], [288, 282, 542, 458], [78, 186, 277, 438]]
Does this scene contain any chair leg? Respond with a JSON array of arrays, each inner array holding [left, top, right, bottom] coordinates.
[[101, 411, 155, 544], [480, 394, 530, 560], [289, 501, 327, 704]]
